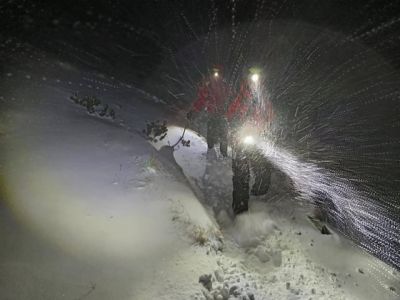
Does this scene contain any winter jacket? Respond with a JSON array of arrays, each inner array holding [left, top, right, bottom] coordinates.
[[192, 77, 230, 115], [227, 80, 273, 128]]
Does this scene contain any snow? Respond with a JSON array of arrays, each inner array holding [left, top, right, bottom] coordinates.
[[0, 59, 399, 300], [146, 120, 400, 299], [0, 66, 219, 298], [2, 99, 218, 260]]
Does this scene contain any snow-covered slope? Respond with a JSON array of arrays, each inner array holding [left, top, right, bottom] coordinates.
[[0, 60, 399, 300], [0, 65, 220, 299], [153, 125, 400, 300]]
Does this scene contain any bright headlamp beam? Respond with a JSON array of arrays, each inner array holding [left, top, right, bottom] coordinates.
[[243, 135, 255, 145], [214, 72, 219, 78], [251, 73, 259, 82]]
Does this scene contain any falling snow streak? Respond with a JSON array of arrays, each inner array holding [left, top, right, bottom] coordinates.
[[258, 140, 400, 271]]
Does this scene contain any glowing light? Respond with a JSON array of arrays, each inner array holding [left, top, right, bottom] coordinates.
[[251, 73, 259, 82], [243, 135, 255, 145], [214, 72, 219, 78]]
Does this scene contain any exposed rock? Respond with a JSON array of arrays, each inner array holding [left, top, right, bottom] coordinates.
[[229, 285, 239, 296], [199, 274, 213, 291]]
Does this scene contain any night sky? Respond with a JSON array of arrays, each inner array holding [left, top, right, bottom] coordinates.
[[2, 1, 400, 84]]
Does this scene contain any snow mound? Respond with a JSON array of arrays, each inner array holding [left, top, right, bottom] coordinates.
[[230, 211, 277, 248], [1, 86, 218, 262]]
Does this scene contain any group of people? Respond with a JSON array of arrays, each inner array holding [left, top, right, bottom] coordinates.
[[187, 65, 274, 216]]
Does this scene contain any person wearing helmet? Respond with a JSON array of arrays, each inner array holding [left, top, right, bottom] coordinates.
[[227, 67, 274, 215], [187, 66, 230, 157]]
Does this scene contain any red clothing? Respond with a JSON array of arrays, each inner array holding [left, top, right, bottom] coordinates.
[[192, 77, 229, 115], [226, 81, 252, 121], [227, 80, 274, 128]]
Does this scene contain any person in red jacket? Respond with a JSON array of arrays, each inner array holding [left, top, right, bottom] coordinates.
[[187, 66, 230, 156], [227, 67, 274, 215]]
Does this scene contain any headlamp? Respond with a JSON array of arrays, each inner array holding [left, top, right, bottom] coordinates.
[[238, 123, 259, 147], [243, 135, 255, 145], [251, 73, 259, 83]]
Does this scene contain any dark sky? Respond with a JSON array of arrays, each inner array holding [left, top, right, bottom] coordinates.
[[1, 0, 400, 83]]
